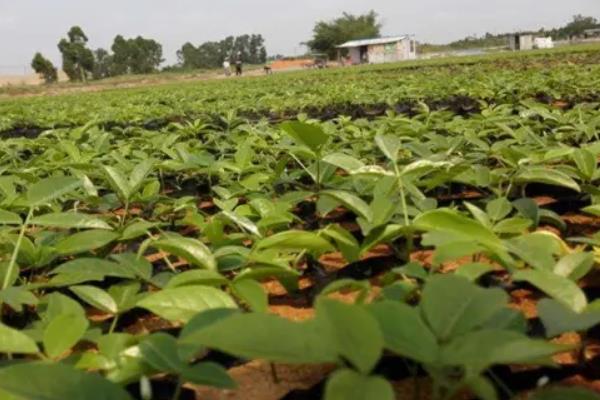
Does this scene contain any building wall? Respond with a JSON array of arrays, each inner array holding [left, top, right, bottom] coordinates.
[[365, 39, 416, 64], [519, 35, 534, 51], [348, 48, 361, 64], [534, 37, 554, 49]]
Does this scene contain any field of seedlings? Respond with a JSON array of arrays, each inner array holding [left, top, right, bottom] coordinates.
[[1, 46, 600, 400]]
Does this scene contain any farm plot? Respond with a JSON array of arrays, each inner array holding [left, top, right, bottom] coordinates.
[[0, 47, 600, 400]]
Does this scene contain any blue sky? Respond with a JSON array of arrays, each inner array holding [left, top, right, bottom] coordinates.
[[0, 0, 598, 72]]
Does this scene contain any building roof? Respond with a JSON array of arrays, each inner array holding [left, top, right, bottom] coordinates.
[[336, 36, 410, 49]]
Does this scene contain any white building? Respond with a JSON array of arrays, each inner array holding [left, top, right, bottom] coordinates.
[[534, 37, 554, 49], [336, 36, 417, 65]]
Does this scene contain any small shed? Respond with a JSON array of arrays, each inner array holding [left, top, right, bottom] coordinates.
[[336, 36, 417, 65], [508, 33, 534, 51]]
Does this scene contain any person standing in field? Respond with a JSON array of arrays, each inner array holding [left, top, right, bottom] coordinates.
[[223, 60, 231, 77], [235, 52, 243, 76]]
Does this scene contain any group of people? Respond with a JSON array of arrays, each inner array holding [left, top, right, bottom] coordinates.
[[223, 52, 243, 77]]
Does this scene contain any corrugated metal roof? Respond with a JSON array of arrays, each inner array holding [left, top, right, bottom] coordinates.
[[336, 36, 409, 48]]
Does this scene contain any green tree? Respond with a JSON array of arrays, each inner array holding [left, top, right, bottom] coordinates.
[[110, 35, 163, 75], [92, 48, 113, 80], [176, 34, 267, 70], [58, 26, 94, 82], [559, 14, 599, 38], [31, 53, 58, 84], [306, 11, 382, 59]]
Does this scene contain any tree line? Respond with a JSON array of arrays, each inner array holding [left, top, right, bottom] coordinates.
[[176, 34, 267, 70], [31, 27, 268, 83]]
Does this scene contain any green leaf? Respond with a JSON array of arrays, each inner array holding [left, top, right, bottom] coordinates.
[[55, 230, 120, 255], [513, 198, 540, 226], [321, 190, 373, 222], [455, 263, 496, 282], [553, 252, 595, 281], [166, 270, 228, 289], [120, 220, 157, 241], [420, 275, 508, 341], [369, 301, 438, 364], [222, 210, 261, 237], [321, 224, 360, 263], [360, 224, 406, 254], [0, 362, 133, 400], [572, 149, 596, 180], [111, 253, 153, 281], [465, 376, 498, 400], [128, 159, 154, 194], [231, 279, 268, 312], [256, 230, 334, 254], [179, 312, 336, 364], [51, 258, 137, 281], [27, 177, 81, 206], [0, 287, 38, 312], [440, 329, 572, 374], [486, 198, 513, 222], [137, 286, 237, 323], [180, 362, 236, 389], [324, 369, 394, 400], [464, 202, 492, 228], [316, 298, 383, 373], [281, 121, 329, 154], [506, 232, 561, 271], [538, 299, 600, 337], [103, 166, 131, 201], [0, 209, 21, 225], [109, 282, 142, 312], [323, 153, 365, 172], [43, 313, 89, 359], [513, 270, 587, 313], [583, 204, 600, 217], [516, 167, 581, 192], [493, 217, 532, 234], [71, 285, 118, 314], [375, 134, 403, 163], [139, 333, 185, 373], [146, 235, 217, 271], [30, 212, 112, 230], [414, 209, 510, 263], [0, 322, 39, 354]]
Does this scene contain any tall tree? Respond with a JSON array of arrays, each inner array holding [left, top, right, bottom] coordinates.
[[306, 11, 382, 59], [176, 34, 268, 70], [58, 26, 95, 82], [31, 53, 58, 84], [92, 48, 113, 80], [558, 14, 599, 38], [110, 35, 163, 74]]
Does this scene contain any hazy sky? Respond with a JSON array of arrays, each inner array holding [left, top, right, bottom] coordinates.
[[0, 0, 598, 73]]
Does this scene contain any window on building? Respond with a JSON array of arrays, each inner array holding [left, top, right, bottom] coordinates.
[[410, 40, 415, 53]]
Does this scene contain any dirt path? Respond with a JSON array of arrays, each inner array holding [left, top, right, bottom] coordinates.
[[0, 68, 272, 99]]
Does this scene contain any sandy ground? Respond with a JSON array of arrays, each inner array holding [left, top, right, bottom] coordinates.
[[0, 73, 42, 86], [0, 67, 276, 98]]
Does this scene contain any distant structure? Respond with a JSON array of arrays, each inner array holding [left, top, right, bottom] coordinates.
[[336, 36, 417, 65], [583, 28, 600, 39], [534, 37, 554, 49], [508, 33, 534, 51], [508, 33, 553, 51]]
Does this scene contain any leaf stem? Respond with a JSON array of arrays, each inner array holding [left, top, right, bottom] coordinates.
[[108, 314, 120, 334], [171, 379, 183, 400], [2, 208, 33, 290]]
